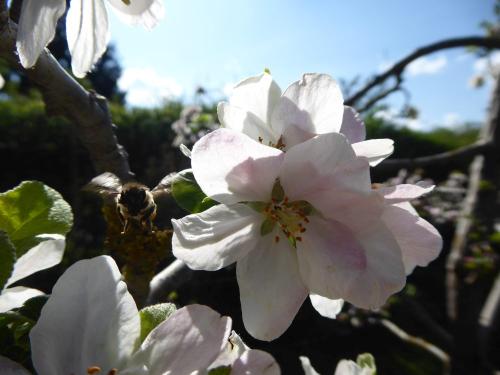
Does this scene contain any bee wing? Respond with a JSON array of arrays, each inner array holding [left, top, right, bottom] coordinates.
[[151, 172, 178, 198], [83, 172, 122, 200]]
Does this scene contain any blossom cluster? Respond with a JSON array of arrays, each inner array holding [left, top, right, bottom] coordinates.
[[172, 72, 443, 341]]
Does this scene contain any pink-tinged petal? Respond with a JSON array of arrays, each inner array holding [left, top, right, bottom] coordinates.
[[0, 355, 31, 375], [192, 129, 283, 204], [307, 190, 384, 234], [309, 294, 344, 319], [271, 74, 344, 148], [352, 139, 394, 167], [299, 356, 320, 375], [231, 350, 281, 375], [218, 102, 278, 145], [382, 202, 442, 274], [236, 236, 308, 341], [6, 234, 65, 287], [130, 304, 231, 375], [66, 0, 110, 78], [228, 73, 282, 125], [299, 217, 405, 309], [172, 204, 261, 271], [16, 0, 66, 68], [30, 256, 139, 375], [280, 133, 370, 201], [351, 139, 394, 166], [107, 0, 164, 29], [377, 184, 435, 203], [0, 287, 44, 313], [340, 107, 366, 143]]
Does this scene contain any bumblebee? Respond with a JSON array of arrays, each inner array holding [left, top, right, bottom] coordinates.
[[85, 172, 175, 234]]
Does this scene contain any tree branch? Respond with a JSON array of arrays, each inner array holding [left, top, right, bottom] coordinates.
[[376, 140, 493, 173], [0, 10, 132, 180], [346, 36, 500, 107], [378, 318, 450, 374]]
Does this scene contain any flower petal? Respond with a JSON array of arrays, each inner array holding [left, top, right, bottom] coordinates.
[[107, 0, 164, 29], [16, 0, 66, 68], [299, 217, 406, 309], [30, 256, 139, 375], [377, 184, 435, 203], [130, 304, 231, 375], [309, 294, 344, 319], [210, 331, 249, 369], [66, 0, 110, 78], [0, 287, 44, 313], [340, 106, 366, 143], [192, 128, 283, 204], [231, 350, 281, 375], [334, 360, 368, 375], [218, 102, 278, 145], [6, 234, 65, 287], [236, 236, 308, 341], [351, 139, 394, 166], [382, 202, 442, 274], [172, 203, 261, 271], [228, 73, 282, 125], [280, 133, 370, 201], [271, 74, 344, 148], [0, 355, 31, 375], [299, 356, 320, 375]]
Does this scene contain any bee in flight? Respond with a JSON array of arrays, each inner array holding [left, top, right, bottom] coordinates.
[[85, 172, 175, 234]]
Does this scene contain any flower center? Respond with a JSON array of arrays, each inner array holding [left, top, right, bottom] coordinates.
[[250, 179, 313, 248], [257, 135, 286, 150], [87, 366, 118, 375]]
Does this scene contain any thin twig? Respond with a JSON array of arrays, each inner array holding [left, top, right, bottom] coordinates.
[[147, 259, 192, 304], [376, 140, 492, 173], [346, 36, 500, 107], [378, 319, 450, 374]]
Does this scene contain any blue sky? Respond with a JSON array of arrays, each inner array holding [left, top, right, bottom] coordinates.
[[109, 0, 497, 131]]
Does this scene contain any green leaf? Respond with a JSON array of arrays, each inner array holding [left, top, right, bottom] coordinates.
[[208, 366, 231, 375], [16, 295, 48, 322], [260, 218, 276, 236], [139, 303, 177, 342], [0, 181, 73, 256], [171, 170, 218, 213], [271, 179, 284, 202], [0, 231, 16, 290], [356, 353, 376, 374]]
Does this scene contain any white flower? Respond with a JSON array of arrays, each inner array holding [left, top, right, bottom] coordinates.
[[28, 255, 279, 375], [16, 0, 164, 78], [0, 234, 65, 313], [172, 129, 442, 341], [300, 355, 375, 375], [218, 72, 394, 166]]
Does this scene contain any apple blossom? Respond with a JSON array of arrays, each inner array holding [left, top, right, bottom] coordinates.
[[172, 128, 442, 341], [0, 234, 65, 313], [16, 0, 164, 78], [28, 255, 279, 375], [219, 72, 394, 166]]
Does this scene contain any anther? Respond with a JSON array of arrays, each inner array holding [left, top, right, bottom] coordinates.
[[87, 367, 101, 375], [275, 236, 280, 243], [296, 236, 303, 242], [108, 369, 118, 375]]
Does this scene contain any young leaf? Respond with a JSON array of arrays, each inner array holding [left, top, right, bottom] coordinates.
[[0, 181, 73, 256], [171, 169, 218, 213], [208, 366, 231, 375], [139, 303, 177, 342], [0, 232, 16, 291]]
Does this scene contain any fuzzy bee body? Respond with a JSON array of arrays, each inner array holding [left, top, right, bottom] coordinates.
[[85, 172, 175, 234]]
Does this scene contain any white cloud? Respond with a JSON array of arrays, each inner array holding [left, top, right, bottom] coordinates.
[[222, 82, 236, 98], [407, 55, 447, 76], [374, 108, 427, 130], [442, 112, 461, 128], [118, 67, 183, 107]]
